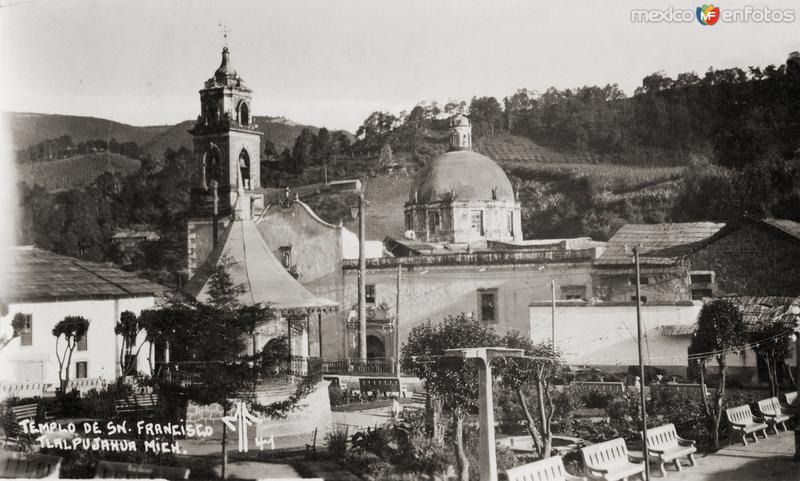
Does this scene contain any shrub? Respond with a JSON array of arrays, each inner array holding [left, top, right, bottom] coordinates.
[[325, 426, 349, 459]]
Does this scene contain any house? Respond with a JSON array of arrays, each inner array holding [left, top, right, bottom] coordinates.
[[0, 246, 165, 384]]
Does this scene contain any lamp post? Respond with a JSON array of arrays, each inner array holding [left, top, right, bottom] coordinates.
[[445, 347, 524, 481], [626, 244, 650, 480]]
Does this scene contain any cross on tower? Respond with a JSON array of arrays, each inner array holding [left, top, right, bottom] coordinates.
[[218, 22, 230, 48]]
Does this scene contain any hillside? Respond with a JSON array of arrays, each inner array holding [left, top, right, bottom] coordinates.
[[17, 152, 142, 191], [6, 112, 169, 150], [6, 112, 354, 159]]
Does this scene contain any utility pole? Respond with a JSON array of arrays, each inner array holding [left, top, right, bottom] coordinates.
[[551, 280, 556, 348], [395, 263, 402, 376], [358, 192, 367, 361], [633, 246, 650, 480], [211, 180, 219, 248]]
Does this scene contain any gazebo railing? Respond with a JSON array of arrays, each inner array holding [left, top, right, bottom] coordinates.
[[321, 358, 395, 376]]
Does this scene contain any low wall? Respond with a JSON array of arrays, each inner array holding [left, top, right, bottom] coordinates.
[[185, 380, 333, 445]]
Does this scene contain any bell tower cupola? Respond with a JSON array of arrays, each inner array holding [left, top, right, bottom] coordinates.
[[188, 47, 263, 219], [448, 114, 472, 151]]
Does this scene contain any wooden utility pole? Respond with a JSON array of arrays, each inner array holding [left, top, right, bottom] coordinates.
[[633, 246, 650, 481], [358, 192, 367, 361], [211, 180, 219, 248], [551, 280, 556, 348], [395, 263, 402, 375]]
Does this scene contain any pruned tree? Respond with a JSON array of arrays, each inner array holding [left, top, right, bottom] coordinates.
[[400, 314, 500, 481], [114, 310, 148, 377], [689, 299, 746, 451], [749, 321, 793, 397], [52, 316, 90, 393], [0, 313, 29, 352], [495, 331, 565, 458]]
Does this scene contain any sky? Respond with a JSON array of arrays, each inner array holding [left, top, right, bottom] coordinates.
[[1, 0, 799, 132]]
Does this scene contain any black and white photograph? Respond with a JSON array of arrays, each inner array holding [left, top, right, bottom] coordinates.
[[1, 1, 800, 480]]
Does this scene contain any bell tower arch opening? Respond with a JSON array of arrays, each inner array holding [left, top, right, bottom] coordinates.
[[238, 101, 250, 127], [239, 148, 251, 190], [203, 147, 222, 190]]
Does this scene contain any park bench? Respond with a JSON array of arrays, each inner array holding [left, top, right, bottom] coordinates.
[[358, 377, 403, 400], [571, 381, 625, 394], [755, 397, 793, 434], [642, 423, 696, 477], [725, 404, 768, 446], [506, 455, 587, 481], [2, 403, 41, 449], [114, 393, 160, 417], [94, 460, 189, 479], [0, 451, 62, 479], [580, 438, 645, 481], [780, 391, 797, 411]]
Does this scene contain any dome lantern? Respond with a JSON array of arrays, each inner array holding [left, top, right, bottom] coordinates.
[[449, 114, 472, 151]]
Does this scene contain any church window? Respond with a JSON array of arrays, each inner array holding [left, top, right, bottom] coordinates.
[[507, 211, 514, 236], [427, 210, 439, 234], [405, 212, 413, 231], [470, 210, 484, 235], [366, 284, 376, 304], [239, 102, 250, 126], [279, 246, 293, 269], [478, 289, 497, 323], [239, 149, 251, 190], [77, 332, 88, 351], [75, 361, 88, 379]]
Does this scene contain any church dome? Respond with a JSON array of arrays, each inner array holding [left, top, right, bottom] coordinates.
[[411, 150, 515, 203]]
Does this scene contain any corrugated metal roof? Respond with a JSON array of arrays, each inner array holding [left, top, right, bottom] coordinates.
[[1, 246, 166, 302], [596, 222, 725, 266], [181, 219, 338, 313], [762, 218, 800, 242]]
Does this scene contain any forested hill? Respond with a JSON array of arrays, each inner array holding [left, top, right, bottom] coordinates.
[[6, 112, 354, 159]]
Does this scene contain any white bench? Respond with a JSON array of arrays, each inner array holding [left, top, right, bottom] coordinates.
[[0, 452, 62, 479], [725, 404, 768, 446], [580, 438, 645, 481], [642, 423, 696, 477], [506, 455, 586, 481], [755, 397, 793, 434]]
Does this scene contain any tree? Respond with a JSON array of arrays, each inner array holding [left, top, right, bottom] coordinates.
[[313, 127, 332, 165], [0, 313, 29, 352], [142, 261, 315, 479], [114, 310, 148, 377], [378, 143, 393, 167], [52, 316, 90, 393], [749, 321, 793, 397], [495, 332, 564, 458], [291, 128, 316, 174], [401, 314, 500, 481], [468, 96, 504, 137], [689, 299, 746, 450]]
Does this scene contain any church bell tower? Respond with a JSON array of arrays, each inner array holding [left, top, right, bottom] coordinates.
[[187, 47, 263, 275]]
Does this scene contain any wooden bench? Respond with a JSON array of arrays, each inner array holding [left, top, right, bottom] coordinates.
[[2, 403, 40, 449], [725, 404, 768, 446], [506, 455, 587, 481], [94, 460, 189, 479], [642, 423, 696, 477], [358, 377, 402, 400], [572, 381, 625, 394], [0, 452, 62, 479], [114, 393, 159, 417], [755, 397, 793, 434], [305, 427, 318, 456], [580, 438, 645, 481]]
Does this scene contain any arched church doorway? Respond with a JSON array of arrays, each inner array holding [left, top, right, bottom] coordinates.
[[366, 335, 385, 360], [239, 148, 251, 189]]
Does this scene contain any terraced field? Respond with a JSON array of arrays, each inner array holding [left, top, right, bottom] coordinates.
[[18, 153, 141, 191]]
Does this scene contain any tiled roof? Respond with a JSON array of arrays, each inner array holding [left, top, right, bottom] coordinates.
[[1, 247, 166, 302], [181, 219, 338, 313], [726, 296, 800, 332], [596, 222, 726, 266], [762, 218, 800, 242]]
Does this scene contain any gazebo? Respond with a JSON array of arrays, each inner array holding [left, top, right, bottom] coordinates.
[[182, 218, 339, 374]]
